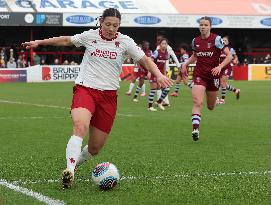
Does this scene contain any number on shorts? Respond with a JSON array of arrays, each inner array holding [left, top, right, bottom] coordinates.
[[214, 79, 220, 88]]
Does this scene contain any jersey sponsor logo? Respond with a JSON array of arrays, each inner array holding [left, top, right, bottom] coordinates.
[[157, 59, 166, 63], [196, 52, 214, 57], [91, 48, 117, 59], [260, 18, 271, 26], [134, 16, 161, 25], [66, 15, 94, 24]]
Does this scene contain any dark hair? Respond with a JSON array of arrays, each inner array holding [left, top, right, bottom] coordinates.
[[223, 35, 230, 41], [142, 40, 149, 45], [199, 16, 212, 26], [179, 43, 189, 51], [159, 38, 168, 44], [101, 8, 121, 21]]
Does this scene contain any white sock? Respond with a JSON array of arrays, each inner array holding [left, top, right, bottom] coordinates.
[[66, 135, 83, 174], [141, 84, 146, 93], [76, 145, 92, 167], [163, 95, 170, 104], [128, 83, 135, 92], [157, 89, 162, 100]]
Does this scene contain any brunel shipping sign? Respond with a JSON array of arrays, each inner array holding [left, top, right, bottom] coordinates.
[[0, 12, 62, 26]]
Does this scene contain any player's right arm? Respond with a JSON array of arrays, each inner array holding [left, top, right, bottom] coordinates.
[[22, 36, 73, 49], [181, 52, 197, 77]]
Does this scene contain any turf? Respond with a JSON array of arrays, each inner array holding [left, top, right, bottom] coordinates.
[[0, 81, 271, 205]]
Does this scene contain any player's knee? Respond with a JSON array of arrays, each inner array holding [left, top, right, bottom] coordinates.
[[88, 145, 101, 156], [73, 121, 89, 137], [207, 105, 215, 110], [193, 97, 203, 108]]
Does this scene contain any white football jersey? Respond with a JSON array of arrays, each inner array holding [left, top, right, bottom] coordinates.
[[71, 29, 145, 90]]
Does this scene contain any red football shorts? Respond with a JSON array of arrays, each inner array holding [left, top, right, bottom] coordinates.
[[71, 85, 117, 134], [193, 76, 220, 91], [149, 73, 157, 83]]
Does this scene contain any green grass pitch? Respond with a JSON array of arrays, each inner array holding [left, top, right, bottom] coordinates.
[[0, 81, 270, 205]]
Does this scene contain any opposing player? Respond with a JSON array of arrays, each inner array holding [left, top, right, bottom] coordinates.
[[132, 41, 152, 102], [217, 36, 240, 104], [22, 8, 172, 188], [148, 38, 170, 111], [181, 16, 232, 141], [170, 43, 193, 97], [156, 32, 180, 106]]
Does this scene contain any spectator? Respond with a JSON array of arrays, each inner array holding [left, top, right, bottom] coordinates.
[[70, 61, 76, 65], [63, 59, 69, 65], [7, 58, 16, 68], [41, 59, 46, 65], [9, 49, 14, 60], [243, 58, 249, 65], [259, 57, 264, 63], [33, 52, 41, 65], [17, 55, 26, 68], [54, 58, 60, 65], [263, 54, 271, 64], [0, 56, 5, 68], [252, 57, 258, 64], [0, 48, 7, 61]]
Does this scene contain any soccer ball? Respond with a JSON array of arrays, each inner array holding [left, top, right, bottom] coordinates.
[[91, 162, 120, 190]]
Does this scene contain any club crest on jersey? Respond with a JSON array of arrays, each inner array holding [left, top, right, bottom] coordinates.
[[91, 48, 117, 59], [115, 41, 120, 47], [92, 40, 97, 44], [196, 77, 201, 82], [207, 43, 212, 48]]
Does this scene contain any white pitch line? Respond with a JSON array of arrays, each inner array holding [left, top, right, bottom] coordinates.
[[0, 179, 66, 205], [0, 99, 135, 117], [12, 170, 271, 185], [0, 99, 68, 110]]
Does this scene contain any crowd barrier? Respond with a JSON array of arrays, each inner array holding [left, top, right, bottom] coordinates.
[[0, 64, 270, 83]]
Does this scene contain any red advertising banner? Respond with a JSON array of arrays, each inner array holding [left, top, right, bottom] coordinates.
[[233, 65, 248, 80], [0, 70, 27, 82], [170, 0, 271, 15]]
